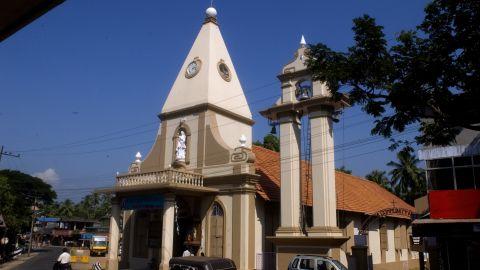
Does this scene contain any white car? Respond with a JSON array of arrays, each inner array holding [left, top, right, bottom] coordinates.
[[287, 255, 348, 270]]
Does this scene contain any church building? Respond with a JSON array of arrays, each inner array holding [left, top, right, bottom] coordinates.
[[102, 7, 420, 270]]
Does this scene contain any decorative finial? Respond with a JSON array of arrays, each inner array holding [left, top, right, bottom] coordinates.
[[135, 152, 142, 163], [300, 35, 307, 47], [239, 134, 247, 147], [206, 6, 217, 18]]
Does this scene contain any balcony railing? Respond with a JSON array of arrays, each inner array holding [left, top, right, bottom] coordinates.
[[116, 169, 204, 188]]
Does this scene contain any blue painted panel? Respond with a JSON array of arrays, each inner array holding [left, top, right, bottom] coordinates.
[[121, 194, 164, 210]]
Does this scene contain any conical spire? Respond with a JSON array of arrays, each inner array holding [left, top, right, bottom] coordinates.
[[300, 35, 306, 47], [161, 8, 252, 120]]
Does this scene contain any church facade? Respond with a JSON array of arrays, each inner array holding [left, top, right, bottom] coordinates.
[[103, 7, 420, 270]]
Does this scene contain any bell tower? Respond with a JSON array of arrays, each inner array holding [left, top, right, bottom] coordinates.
[[261, 36, 349, 268]]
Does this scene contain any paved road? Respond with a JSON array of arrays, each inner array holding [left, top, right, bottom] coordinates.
[[14, 246, 62, 270]]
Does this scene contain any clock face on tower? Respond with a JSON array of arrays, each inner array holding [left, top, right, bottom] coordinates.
[[185, 58, 201, 78], [217, 60, 231, 82]]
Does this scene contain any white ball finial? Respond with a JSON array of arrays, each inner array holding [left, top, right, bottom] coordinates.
[[206, 7, 217, 18], [239, 134, 247, 147]]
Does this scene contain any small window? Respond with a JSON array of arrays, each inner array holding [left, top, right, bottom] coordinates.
[[299, 259, 315, 270], [212, 203, 224, 216], [427, 158, 452, 168], [317, 260, 335, 270], [455, 167, 475, 189], [292, 259, 299, 268], [454, 156, 472, 166], [428, 169, 454, 190], [473, 156, 480, 165]]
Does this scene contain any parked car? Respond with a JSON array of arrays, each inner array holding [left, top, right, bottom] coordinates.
[[288, 255, 348, 270], [169, 256, 236, 270]]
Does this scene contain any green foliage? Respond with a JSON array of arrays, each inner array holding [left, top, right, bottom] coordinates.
[[45, 192, 112, 221], [0, 170, 57, 232], [387, 147, 426, 204], [336, 166, 352, 174], [365, 170, 394, 192], [255, 134, 280, 152], [307, 0, 480, 146], [263, 134, 280, 152], [75, 193, 112, 220], [0, 176, 16, 229]]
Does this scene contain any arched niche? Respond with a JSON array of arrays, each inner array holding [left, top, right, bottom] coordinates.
[[171, 122, 192, 166]]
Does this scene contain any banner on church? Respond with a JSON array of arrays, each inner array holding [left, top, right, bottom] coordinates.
[[121, 194, 164, 210]]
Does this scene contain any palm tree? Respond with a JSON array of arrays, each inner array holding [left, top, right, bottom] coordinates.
[[76, 193, 112, 220], [387, 148, 425, 204], [57, 199, 75, 217], [365, 170, 393, 192]]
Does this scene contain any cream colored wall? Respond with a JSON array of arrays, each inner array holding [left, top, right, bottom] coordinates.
[[238, 193, 251, 270], [282, 47, 308, 75], [386, 222, 396, 263], [214, 114, 252, 149], [161, 21, 252, 120], [162, 115, 199, 168], [339, 249, 348, 268], [255, 197, 265, 260], [368, 219, 381, 265]]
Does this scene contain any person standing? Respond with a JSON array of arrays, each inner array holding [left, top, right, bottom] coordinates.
[[57, 247, 71, 270]]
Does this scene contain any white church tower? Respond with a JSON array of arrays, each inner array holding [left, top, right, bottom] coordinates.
[[140, 6, 254, 173], [109, 6, 259, 270], [260, 36, 350, 269]]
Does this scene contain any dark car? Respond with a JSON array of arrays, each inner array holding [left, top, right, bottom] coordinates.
[[169, 256, 236, 270]]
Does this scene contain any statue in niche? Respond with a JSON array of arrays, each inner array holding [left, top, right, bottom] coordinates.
[[175, 130, 187, 162]]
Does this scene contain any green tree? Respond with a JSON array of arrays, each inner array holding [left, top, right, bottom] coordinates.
[[57, 199, 75, 217], [0, 176, 16, 229], [306, 0, 480, 146], [387, 148, 426, 204], [365, 170, 393, 192], [254, 134, 280, 152], [0, 170, 57, 232], [336, 166, 352, 174], [76, 193, 112, 220]]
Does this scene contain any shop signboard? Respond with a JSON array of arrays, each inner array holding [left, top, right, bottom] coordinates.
[[121, 194, 164, 210]]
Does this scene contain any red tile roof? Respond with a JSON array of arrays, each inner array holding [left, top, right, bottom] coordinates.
[[252, 145, 415, 219]]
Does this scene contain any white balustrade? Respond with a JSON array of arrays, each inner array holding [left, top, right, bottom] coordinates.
[[116, 169, 203, 188]]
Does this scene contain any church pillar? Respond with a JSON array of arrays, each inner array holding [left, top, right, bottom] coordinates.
[[231, 184, 257, 270], [276, 110, 302, 236], [120, 210, 133, 268], [308, 106, 342, 236], [160, 194, 175, 270], [108, 197, 121, 270]]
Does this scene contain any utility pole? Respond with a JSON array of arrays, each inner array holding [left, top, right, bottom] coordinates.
[[0, 146, 20, 163], [27, 197, 37, 256]]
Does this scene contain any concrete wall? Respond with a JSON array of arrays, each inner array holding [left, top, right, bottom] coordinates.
[[368, 219, 382, 265], [386, 222, 396, 263]]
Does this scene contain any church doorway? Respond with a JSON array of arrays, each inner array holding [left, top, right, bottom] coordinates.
[[208, 202, 224, 257], [173, 197, 201, 257]]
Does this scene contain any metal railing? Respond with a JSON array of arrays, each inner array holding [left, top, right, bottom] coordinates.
[[116, 169, 203, 187]]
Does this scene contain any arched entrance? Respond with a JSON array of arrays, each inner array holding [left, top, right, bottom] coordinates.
[[209, 202, 224, 257]]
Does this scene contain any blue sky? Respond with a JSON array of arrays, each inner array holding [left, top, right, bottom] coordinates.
[[0, 0, 429, 201]]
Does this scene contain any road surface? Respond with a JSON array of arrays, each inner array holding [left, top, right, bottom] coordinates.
[[14, 246, 62, 270]]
